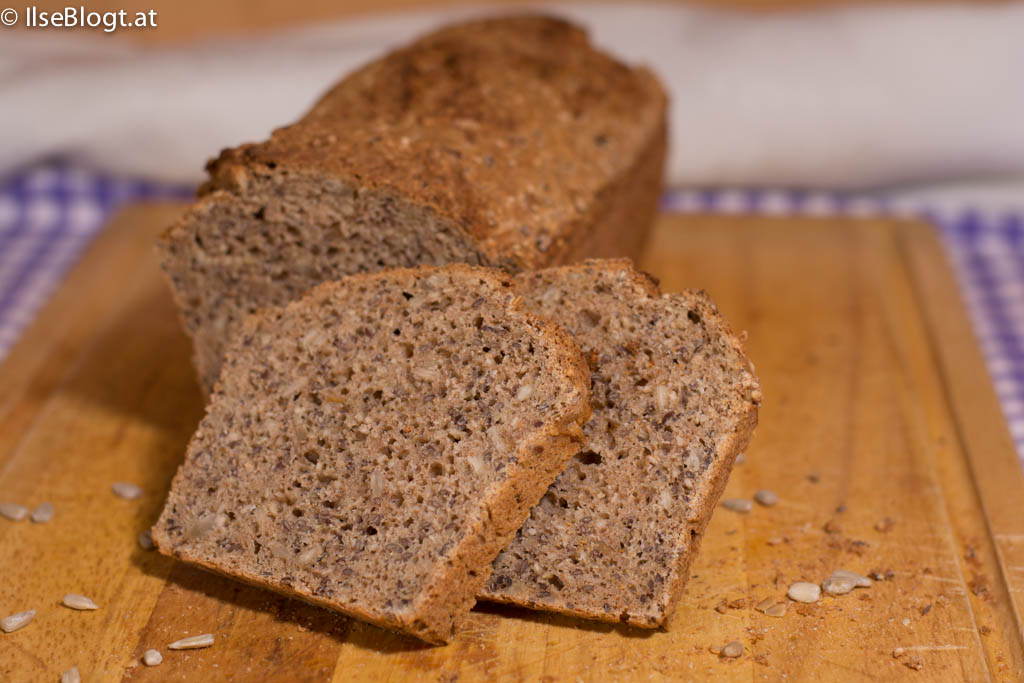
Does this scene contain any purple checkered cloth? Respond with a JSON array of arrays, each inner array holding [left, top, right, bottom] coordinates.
[[2, 161, 1023, 459], [0, 162, 192, 356]]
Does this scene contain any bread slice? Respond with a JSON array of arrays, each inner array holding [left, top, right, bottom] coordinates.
[[481, 260, 761, 627], [157, 15, 667, 394], [151, 265, 591, 644]]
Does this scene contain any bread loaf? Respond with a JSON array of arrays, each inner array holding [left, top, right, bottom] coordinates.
[[481, 260, 760, 627], [151, 265, 591, 644], [157, 15, 668, 393]]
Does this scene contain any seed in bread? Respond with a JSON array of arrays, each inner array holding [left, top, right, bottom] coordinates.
[[152, 265, 591, 644], [481, 260, 760, 627]]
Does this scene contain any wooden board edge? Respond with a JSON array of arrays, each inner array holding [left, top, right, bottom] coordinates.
[[896, 218, 1024, 641]]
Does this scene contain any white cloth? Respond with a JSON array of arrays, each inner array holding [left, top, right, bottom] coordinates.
[[3, 2, 1024, 192]]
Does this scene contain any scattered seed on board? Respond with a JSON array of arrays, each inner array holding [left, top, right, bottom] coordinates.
[[168, 634, 215, 650], [755, 597, 775, 613], [765, 603, 788, 617], [63, 594, 99, 611], [753, 489, 779, 507], [787, 582, 821, 603], [0, 502, 28, 521], [31, 502, 54, 523], [60, 666, 81, 683], [138, 529, 155, 550], [822, 576, 855, 596], [734, 453, 746, 465], [1, 610, 35, 633], [721, 498, 753, 513], [111, 482, 143, 500], [720, 641, 744, 658], [832, 569, 873, 588], [142, 649, 163, 666]]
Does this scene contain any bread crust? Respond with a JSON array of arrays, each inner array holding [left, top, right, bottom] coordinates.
[[152, 264, 591, 644]]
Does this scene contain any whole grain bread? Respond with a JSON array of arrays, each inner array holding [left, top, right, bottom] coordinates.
[[151, 265, 591, 644], [157, 15, 668, 393], [481, 260, 761, 627]]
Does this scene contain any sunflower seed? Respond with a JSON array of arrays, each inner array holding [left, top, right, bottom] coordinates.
[[63, 594, 99, 611], [684, 450, 700, 471], [822, 576, 855, 595], [654, 385, 670, 411], [142, 649, 163, 666], [30, 502, 54, 523], [296, 544, 321, 565], [787, 582, 821, 603], [60, 667, 81, 683], [1, 610, 35, 633], [184, 513, 221, 541], [832, 569, 873, 588], [0, 502, 28, 521], [720, 641, 743, 658], [721, 498, 752, 513], [111, 482, 143, 500], [168, 633, 214, 650], [411, 365, 440, 382], [765, 602, 788, 617], [753, 489, 779, 507], [138, 529, 154, 550]]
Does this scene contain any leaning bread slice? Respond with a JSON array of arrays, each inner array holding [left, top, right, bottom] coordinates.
[[481, 260, 761, 627], [152, 265, 591, 644]]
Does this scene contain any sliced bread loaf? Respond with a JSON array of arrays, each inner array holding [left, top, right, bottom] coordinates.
[[151, 265, 591, 644], [481, 260, 761, 627], [157, 15, 667, 393]]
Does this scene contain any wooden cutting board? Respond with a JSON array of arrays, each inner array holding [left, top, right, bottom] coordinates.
[[2, 205, 1023, 681]]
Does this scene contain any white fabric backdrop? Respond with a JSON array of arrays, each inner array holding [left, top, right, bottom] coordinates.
[[3, 2, 1024, 196]]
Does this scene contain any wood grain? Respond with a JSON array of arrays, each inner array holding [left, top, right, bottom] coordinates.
[[1, 206, 1022, 681]]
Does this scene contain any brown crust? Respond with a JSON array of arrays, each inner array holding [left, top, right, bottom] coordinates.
[[479, 262, 761, 627], [152, 264, 591, 644], [556, 118, 667, 266]]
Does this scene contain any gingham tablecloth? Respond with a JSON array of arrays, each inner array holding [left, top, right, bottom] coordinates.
[[3, 161, 1023, 459]]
